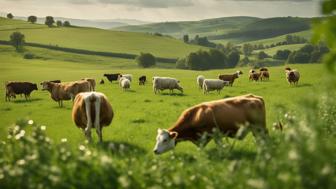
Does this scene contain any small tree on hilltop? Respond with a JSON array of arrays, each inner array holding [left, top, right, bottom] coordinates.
[[258, 51, 269, 60], [63, 21, 71, 27], [56, 20, 63, 27], [183, 34, 189, 43], [136, 53, 156, 68], [7, 13, 14, 19], [10, 32, 25, 51], [45, 16, 55, 27], [28, 15, 37, 24]]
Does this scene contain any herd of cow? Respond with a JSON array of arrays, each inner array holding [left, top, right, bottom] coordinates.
[[4, 67, 300, 154]]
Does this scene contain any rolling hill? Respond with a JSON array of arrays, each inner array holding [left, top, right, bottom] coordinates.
[[115, 16, 261, 38], [0, 17, 206, 59], [115, 16, 313, 44]]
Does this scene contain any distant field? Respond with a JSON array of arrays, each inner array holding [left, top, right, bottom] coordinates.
[[255, 44, 306, 56], [0, 18, 205, 59], [244, 30, 312, 45]]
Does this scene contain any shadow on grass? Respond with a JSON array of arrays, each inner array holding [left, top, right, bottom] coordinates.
[[296, 83, 312, 88], [124, 89, 136, 93], [12, 98, 43, 104], [160, 93, 186, 97], [205, 148, 256, 161], [98, 141, 147, 156]]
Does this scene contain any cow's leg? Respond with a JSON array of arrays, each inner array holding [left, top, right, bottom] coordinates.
[[94, 96, 102, 142], [84, 96, 93, 142]]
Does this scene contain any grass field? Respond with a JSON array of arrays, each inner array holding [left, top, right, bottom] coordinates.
[[1, 41, 335, 188], [254, 44, 306, 56], [0, 44, 323, 148], [0, 18, 205, 59]]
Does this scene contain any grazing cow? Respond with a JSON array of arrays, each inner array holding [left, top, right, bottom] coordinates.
[[100, 79, 104, 84], [259, 67, 268, 72], [285, 67, 300, 85], [249, 72, 261, 81], [120, 78, 131, 91], [72, 92, 113, 142], [41, 80, 90, 107], [153, 94, 267, 154], [104, 73, 121, 83], [260, 71, 270, 81], [118, 74, 133, 82], [202, 79, 229, 94], [153, 77, 183, 94], [5, 82, 38, 101], [81, 78, 96, 91], [139, 75, 146, 85], [196, 75, 205, 89], [218, 71, 242, 86]]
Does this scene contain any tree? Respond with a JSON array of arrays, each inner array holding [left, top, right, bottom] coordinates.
[[136, 53, 156, 68], [10, 32, 25, 51], [56, 20, 63, 27], [274, 49, 291, 60], [293, 51, 310, 63], [227, 51, 240, 68], [7, 13, 14, 19], [63, 21, 71, 27], [208, 49, 227, 69], [183, 34, 189, 43], [176, 58, 187, 69], [242, 43, 253, 57], [27, 16, 37, 24], [257, 51, 269, 60], [45, 16, 55, 27]]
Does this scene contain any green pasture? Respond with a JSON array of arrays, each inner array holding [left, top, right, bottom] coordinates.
[[0, 45, 323, 153], [0, 18, 205, 59]]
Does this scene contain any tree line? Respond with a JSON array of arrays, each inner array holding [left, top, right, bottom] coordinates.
[[6, 13, 71, 27]]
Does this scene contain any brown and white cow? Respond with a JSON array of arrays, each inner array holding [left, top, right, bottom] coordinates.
[[72, 92, 114, 142], [41, 80, 90, 107], [81, 78, 96, 91], [153, 94, 267, 154]]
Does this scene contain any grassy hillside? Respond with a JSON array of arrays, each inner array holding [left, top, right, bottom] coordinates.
[[208, 17, 311, 42], [0, 18, 205, 59], [255, 44, 306, 56], [243, 30, 312, 45], [115, 16, 261, 38]]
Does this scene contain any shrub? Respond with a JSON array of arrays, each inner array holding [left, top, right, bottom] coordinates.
[[257, 51, 269, 60], [176, 58, 187, 69], [227, 51, 240, 68], [136, 53, 156, 68], [23, 52, 34, 59], [63, 21, 71, 27], [274, 49, 291, 60], [10, 32, 25, 51]]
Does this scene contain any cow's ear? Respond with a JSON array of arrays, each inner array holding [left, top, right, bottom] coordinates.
[[169, 132, 178, 139]]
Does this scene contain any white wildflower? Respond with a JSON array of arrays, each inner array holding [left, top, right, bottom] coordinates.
[[28, 120, 34, 125], [15, 130, 25, 140], [79, 145, 86, 151], [40, 125, 46, 131], [247, 178, 265, 189], [17, 159, 26, 166], [61, 138, 67, 143]]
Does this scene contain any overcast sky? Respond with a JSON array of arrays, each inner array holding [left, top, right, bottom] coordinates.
[[0, 0, 320, 22]]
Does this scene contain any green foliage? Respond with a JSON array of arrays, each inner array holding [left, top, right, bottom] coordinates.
[[63, 21, 71, 27], [190, 35, 216, 48], [45, 16, 55, 27], [227, 51, 240, 68], [175, 58, 187, 69], [9, 32, 25, 51], [243, 43, 254, 56], [183, 34, 189, 43], [287, 44, 329, 64], [273, 49, 291, 60], [27, 16, 37, 24], [6, 13, 13, 19], [257, 51, 269, 60], [23, 52, 35, 59], [312, 0, 336, 72], [136, 53, 156, 68], [56, 20, 63, 27]]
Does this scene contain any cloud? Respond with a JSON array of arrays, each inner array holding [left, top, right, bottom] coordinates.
[[68, 0, 194, 8], [215, 0, 314, 1]]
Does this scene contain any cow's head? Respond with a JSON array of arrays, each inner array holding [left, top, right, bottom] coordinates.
[[41, 81, 52, 91], [153, 129, 178, 155], [32, 83, 38, 90]]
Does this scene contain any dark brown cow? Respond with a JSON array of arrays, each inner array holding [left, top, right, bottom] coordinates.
[[153, 94, 267, 154], [285, 68, 300, 85], [5, 82, 38, 101], [249, 72, 261, 81], [260, 71, 270, 81], [139, 75, 146, 85], [218, 71, 242, 86], [104, 73, 121, 83], [72, 92, 114, 142]]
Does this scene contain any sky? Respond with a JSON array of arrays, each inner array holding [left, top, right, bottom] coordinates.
[[0, 0, 321, 22]]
